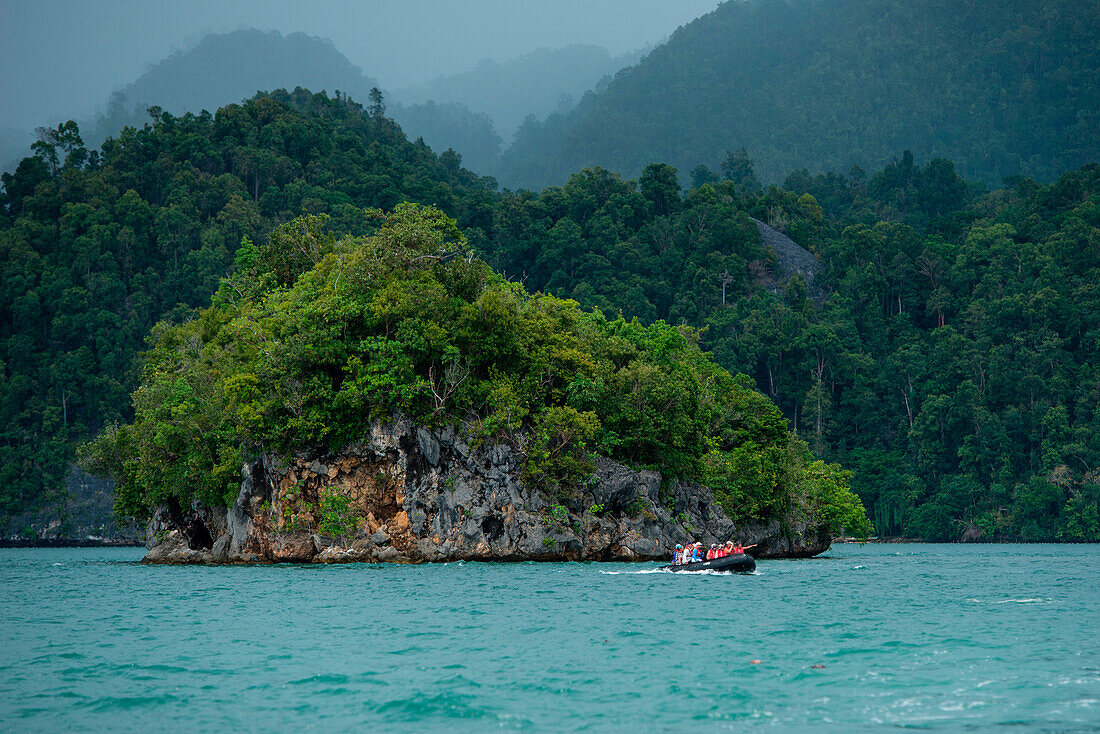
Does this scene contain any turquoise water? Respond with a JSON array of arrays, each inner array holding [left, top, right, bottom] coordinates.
[[2, 544, 1098, 732]]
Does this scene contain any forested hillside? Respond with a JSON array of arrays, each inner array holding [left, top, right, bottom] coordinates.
[[479, 154, 1100, 541], [1, 29, 506, 187], [499, 0, 1100, 189], [2, 86, 1096, 542], [0, 89, 495, 524], [83, 204, 869, 541]]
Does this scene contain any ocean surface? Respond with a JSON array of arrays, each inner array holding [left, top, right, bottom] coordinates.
[[1, 544, 1098, 732]]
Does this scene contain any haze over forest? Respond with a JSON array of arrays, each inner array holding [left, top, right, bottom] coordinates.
[[0, 0, 715, 166], [1, 0, 1098, 544]]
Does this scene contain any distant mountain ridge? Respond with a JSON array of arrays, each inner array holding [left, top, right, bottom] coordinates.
[[83, 29, 379, 149], [393, 44, 645, 142], [1, 30, 644, 186], [497, 0, 1100, 189]]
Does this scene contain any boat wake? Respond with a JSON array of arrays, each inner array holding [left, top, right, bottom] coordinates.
[[990, 597, 1052, 604], [599, 568, 761, 576]]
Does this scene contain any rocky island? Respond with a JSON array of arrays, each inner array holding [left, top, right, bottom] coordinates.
[[145, 416, 834, 564], [85, 205, 870, 564]]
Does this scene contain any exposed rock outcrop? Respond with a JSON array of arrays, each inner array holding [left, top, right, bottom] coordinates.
[[752, 217, 828, 306], [142, 416, 832, 564]]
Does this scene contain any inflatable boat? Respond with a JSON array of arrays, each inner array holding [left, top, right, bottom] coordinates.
[[659, 553, 756, 573]]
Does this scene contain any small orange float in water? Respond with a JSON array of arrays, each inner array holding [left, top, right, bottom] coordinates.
[[749, 659, 762, 665]]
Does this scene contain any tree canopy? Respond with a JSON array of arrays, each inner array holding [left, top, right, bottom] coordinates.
[[480, 153, 1100, 542], [81, 204, 869, 540], [0, 89, 495, 521], [3, 83, 1096, 543]]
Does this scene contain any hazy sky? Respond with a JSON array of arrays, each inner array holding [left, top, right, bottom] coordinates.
[[0, 0, 721, 131]]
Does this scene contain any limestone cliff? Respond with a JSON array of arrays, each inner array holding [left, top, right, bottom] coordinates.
[[144, 416, 832, 564]]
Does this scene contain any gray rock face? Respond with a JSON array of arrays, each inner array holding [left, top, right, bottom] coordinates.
[[752, 217, 828, 306], [142, 416, 832, 564]]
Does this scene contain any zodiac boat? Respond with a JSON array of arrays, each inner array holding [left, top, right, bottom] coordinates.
[[658, 553, 756, 573]]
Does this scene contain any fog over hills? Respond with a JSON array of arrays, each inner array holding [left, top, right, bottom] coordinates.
[[2, 0, 720, 175], [0, 30, 382, 170], [0, 29, 643, 182], [79, 30, 379, 149], [497, 0, 1100, 189], [393, 44, 645, 143]]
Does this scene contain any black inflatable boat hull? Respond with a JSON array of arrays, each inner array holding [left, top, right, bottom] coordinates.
[[659, 553, 756, 573]]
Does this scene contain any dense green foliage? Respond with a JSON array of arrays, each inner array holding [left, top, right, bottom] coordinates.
[[499, 0, 1099, 189], [761, 163, 1100, 541], [481, 152, 1100, 541], [81, 204, 869, 538], [0, 89, 495, 520], [4, 81, 1096, 542], [484, 163, 773, 325]]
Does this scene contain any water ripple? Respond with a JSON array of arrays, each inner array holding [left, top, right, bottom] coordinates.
[[2, 544, 1099, 731]]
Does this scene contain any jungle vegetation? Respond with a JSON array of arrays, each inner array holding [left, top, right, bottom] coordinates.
[[80, 204, 870, 539], [480, 155, 1100, 542], [2, 88, 1097, 541], [0, 89, 495, 521]]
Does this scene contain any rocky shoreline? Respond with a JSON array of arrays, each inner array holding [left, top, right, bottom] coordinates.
[[142, 416, 833, 565]]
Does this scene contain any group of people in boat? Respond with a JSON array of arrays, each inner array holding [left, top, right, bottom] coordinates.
[[672, 540, 749, 565]]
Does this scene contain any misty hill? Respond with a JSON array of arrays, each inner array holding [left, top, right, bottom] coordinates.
[[84, 29, 379, 148], [0, 29, 507, 182], [498, 0, 1100, 189], [96, 28, 510, 177], [394, 44, 644, 143], [388, 101, 503, 180], [0, 129, 33, 175], [386, 44, 648, 181]]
